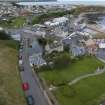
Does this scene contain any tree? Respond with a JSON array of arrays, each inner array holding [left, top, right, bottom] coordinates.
[[37, 37, 47, 47], [64, 45, 70, 53], [0, 31, 11, 40], [53, 52, 71, 69]]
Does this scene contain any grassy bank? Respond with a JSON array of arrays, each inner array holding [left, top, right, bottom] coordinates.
[[39, 55, 105, 105], [0, 40, 26, 105]]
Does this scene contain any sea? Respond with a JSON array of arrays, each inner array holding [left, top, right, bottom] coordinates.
[[17, 1, 105, 6]]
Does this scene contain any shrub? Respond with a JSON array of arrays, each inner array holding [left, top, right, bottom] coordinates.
[[0, 31, 11, 40]]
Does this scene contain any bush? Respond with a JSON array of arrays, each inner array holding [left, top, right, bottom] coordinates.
[[37, 37, 47, 47], [53, 52, 71, 69], [32, 10, 72, 24], [39, 65, 52, 71], [64, 45, 70, 52], [0, 31, 11, 40]]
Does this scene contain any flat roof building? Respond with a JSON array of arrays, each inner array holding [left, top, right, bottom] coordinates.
[[99, 43, 105, 48]]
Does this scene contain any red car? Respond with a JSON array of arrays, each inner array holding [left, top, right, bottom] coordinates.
[[22, 83, 29, 91]]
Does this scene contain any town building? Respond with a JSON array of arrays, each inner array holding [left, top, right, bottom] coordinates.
[[84, 39, 97, 55], [71, 45, 85, 57], [44, 17, 69, 32], [45, 40, 64, 54]]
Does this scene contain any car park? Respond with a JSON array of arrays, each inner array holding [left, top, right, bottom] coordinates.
[[22, 82, 29, 91], [26, 95, 34, 105]]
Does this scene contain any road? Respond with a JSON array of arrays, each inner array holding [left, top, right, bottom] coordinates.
[[20, 36, 50, 105]]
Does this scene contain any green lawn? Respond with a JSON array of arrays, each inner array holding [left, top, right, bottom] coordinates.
[[0, 16, 26, 28], [11, 17, 26, 28], [0, 40, 19, 50], [53, 73, 105, 105], [0, 40, 26, 105], [39, 56, 105, 86]]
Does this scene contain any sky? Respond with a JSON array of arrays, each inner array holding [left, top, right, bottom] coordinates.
[[58, 0, 105, 1]]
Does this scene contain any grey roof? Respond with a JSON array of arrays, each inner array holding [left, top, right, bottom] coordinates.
[[29, 54, 46, 66], [71, 46, 85, 56], [28, 40, 43, 56]]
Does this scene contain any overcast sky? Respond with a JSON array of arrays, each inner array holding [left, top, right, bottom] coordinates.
[[58, 0, 105, 1]]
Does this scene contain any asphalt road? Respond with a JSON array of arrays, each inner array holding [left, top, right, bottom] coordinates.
[[20, 37, 49, 105]]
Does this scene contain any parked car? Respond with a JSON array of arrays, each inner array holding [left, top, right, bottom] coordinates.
[[20, 46, 23, 49], [20, 41, 24, 46], [20, 66, 24, 71], [22, 83, 29, 91], [19, 55, 22, 60], [26, 95, 34, 105], [19, 49, 22, 53], [19, 60, 23, 65]]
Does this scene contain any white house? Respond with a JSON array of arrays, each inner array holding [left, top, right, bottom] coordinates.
[[99, 43, 105, 49]]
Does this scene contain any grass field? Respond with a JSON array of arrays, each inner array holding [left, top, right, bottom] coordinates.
[[0, 16, 26, 28], [0, 40, 26, 105], [39, 56, 105, 105], [53, 73, 105, 105], [39, 56, 105, 86], [11, 17, 26, 28]]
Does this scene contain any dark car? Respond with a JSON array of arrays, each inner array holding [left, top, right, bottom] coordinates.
[[19, 66, 24, 71], [19, 55, 22, 60], [20, 46, 23, 49], [26, 95, 34, 105]]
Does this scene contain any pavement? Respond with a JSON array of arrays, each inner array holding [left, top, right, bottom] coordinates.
[[20, 37, 50, 105], [68, 68, 105, 86]]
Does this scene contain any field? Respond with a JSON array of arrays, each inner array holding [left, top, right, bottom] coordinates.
[[53, 73, 105, 105], [39, 56, 105, 105], [0, 40, 26, 105], [0, 16, 26, 28], [39, 56, 105, 86]]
